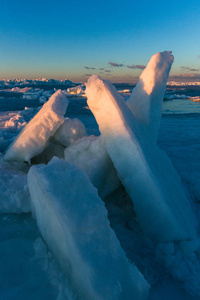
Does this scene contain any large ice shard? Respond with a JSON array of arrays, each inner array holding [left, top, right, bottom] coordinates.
[[27, 158, 149, 300], [4, 90, 68, 163], [64, 135, 120, 198], [86, 71, 197, 243], [127, 51, 174, 142]]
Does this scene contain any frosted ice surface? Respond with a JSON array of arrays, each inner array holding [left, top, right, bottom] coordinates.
[[86, 73, 197, 242], [27, 157, 149, 300], [4, 90, 68, 163], [64, 135, 120, 198], [127, 51, 174, 143]]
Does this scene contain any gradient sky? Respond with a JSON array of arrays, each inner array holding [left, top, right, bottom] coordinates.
[[0, 0, 200, 82]]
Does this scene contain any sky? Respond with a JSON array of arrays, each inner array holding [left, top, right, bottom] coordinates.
[[0, 0, 200, 83]]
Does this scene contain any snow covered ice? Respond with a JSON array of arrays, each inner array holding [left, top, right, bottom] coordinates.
[[28, 158, 149, 300]]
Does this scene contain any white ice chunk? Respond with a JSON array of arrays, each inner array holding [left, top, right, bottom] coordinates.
[[64, 135, 120, 198], [53, 118, 86, 147], [27, 158, 149, 300], [4, 90, 68, 163], [67, 84, 85, 94], [86, 74, 197, 243], [127, 51, 174, 142], [0, 163, 30, 213], [4, 113, 27, 133]]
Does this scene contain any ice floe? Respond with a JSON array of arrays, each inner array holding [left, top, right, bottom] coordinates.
[[4, 90, 68, 163]]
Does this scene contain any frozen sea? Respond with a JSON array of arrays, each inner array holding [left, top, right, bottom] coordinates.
[[0, 83, 200, 299]]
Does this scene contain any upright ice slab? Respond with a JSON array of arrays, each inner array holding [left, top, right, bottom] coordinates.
[[127, 51, 174, 142], [64, 135, 120, 198], [4, 90, 68, 163], [27, 158, 149, 300], [86, 73, 197, 243]]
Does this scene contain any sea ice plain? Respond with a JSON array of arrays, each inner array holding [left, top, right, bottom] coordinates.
[[2, 51, 200, 299]]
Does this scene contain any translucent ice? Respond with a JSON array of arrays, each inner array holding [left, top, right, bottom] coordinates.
[[64, 135, 120, 198], [27, 158, 149, 300], [86, 70, 197, 242]]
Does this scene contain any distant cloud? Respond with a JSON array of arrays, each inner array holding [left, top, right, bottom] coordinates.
[[104, 70, 111, 73], [127, 64, 145, 70], [169, 73, 200, 82], [180, 66, 199, 72], [99, 68, 104, 70], [174, 73, 198, 78], [197, 55, 200, 58], [84, 66, 96, 70], [108, 62, 124, 67]]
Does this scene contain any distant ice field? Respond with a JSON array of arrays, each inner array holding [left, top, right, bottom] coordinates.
[[0, 94, 40, 111], [1, 84, 200, 113]]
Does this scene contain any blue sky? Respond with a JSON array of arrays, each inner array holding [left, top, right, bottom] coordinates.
[[0, 0, 200, 82]]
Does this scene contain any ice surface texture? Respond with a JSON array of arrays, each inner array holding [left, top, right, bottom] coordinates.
[[27, 158, 149, 300], [0, 163, 30, 213], [4, 90, 68, 163], [53, 117, 86, 147], [86, 52, 197, 243]]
